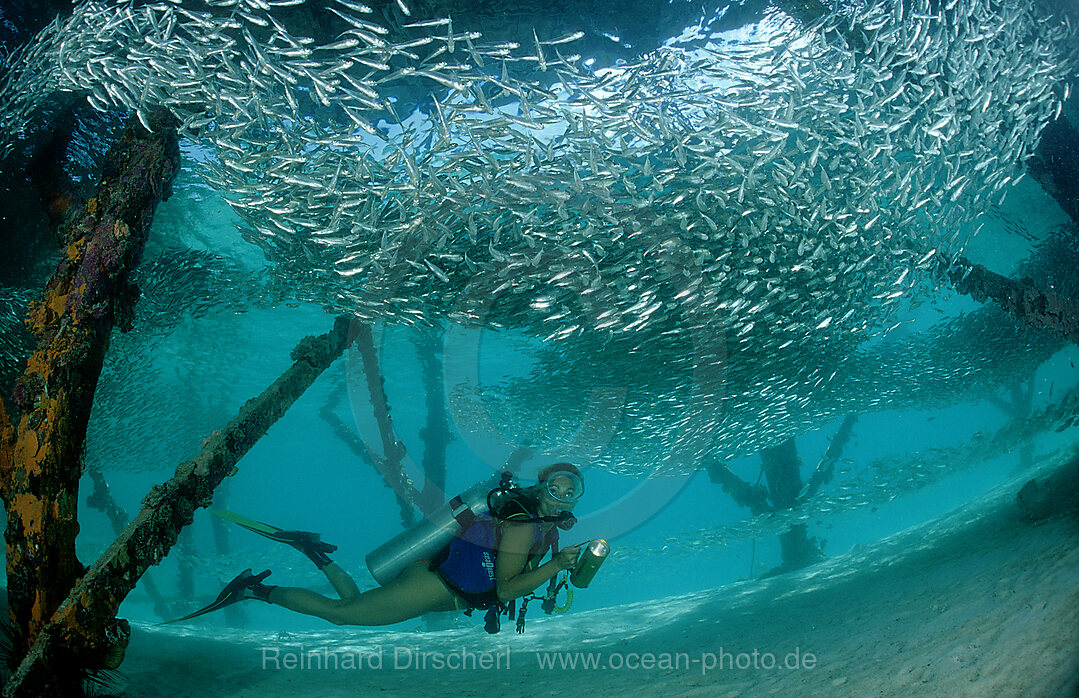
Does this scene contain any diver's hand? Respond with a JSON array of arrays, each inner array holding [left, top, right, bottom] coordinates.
[[554, 545, 582, 571]]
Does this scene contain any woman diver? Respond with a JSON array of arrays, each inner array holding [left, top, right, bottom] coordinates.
[[177, 464, 585, 629]]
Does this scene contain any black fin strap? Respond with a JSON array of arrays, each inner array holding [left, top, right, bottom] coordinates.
[[251, 583, 277, 603]]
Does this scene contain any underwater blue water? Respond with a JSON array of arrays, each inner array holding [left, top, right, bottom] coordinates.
[[87, 250, 1077, 634], [53, 77, 1070, 647], [0, 0, 1075, 672]]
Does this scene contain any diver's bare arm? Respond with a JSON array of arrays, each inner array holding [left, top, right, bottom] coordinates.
[[494, 524, 563, 602]]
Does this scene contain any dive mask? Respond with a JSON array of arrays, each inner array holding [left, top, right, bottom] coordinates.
[[542, 470, 584, 504]]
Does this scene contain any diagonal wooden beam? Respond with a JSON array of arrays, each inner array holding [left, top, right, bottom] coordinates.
[[946, 256, 1079, 346], [2, 316, 357, 697], [85, 464, 171, 619], [706, 460, 772, 515], [800, 413, 858, 502]]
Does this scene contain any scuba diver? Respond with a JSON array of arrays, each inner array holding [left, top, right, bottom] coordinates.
[[170, 464, 592, 633]]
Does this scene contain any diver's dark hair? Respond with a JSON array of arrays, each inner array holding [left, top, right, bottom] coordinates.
[[537, 462, 581, 482]]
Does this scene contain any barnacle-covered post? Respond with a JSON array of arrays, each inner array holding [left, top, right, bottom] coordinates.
[[2, 316, 357, 697], [415, 326, 450, 516], [354, 324, 420, 527], [759, 438, 824, 576], [0, 108, 179, 686]]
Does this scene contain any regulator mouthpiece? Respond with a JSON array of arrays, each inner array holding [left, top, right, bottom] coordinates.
[[555, 510, 577, 530]]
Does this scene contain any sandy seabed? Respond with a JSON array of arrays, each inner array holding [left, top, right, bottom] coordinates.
[[119, 459, 1079, 697]]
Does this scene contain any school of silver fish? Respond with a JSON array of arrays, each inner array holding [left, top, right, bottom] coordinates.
[[1, 0, 1076, 498]]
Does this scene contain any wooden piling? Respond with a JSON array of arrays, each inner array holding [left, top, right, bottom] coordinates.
[[0, 108, 180, 692], [2, 316, 356, 697]]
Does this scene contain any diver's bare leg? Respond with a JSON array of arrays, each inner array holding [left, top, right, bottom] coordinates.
[[321, 562, 361, 600], [267, 561, 456, 626]]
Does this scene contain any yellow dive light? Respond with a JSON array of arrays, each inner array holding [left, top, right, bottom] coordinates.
[[570, 539, 610, 588]]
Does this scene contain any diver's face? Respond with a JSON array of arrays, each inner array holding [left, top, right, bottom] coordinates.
[[541, 475, 579, 515]]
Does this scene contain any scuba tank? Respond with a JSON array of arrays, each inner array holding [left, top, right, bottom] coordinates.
[[366, 474, 503, 585]]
